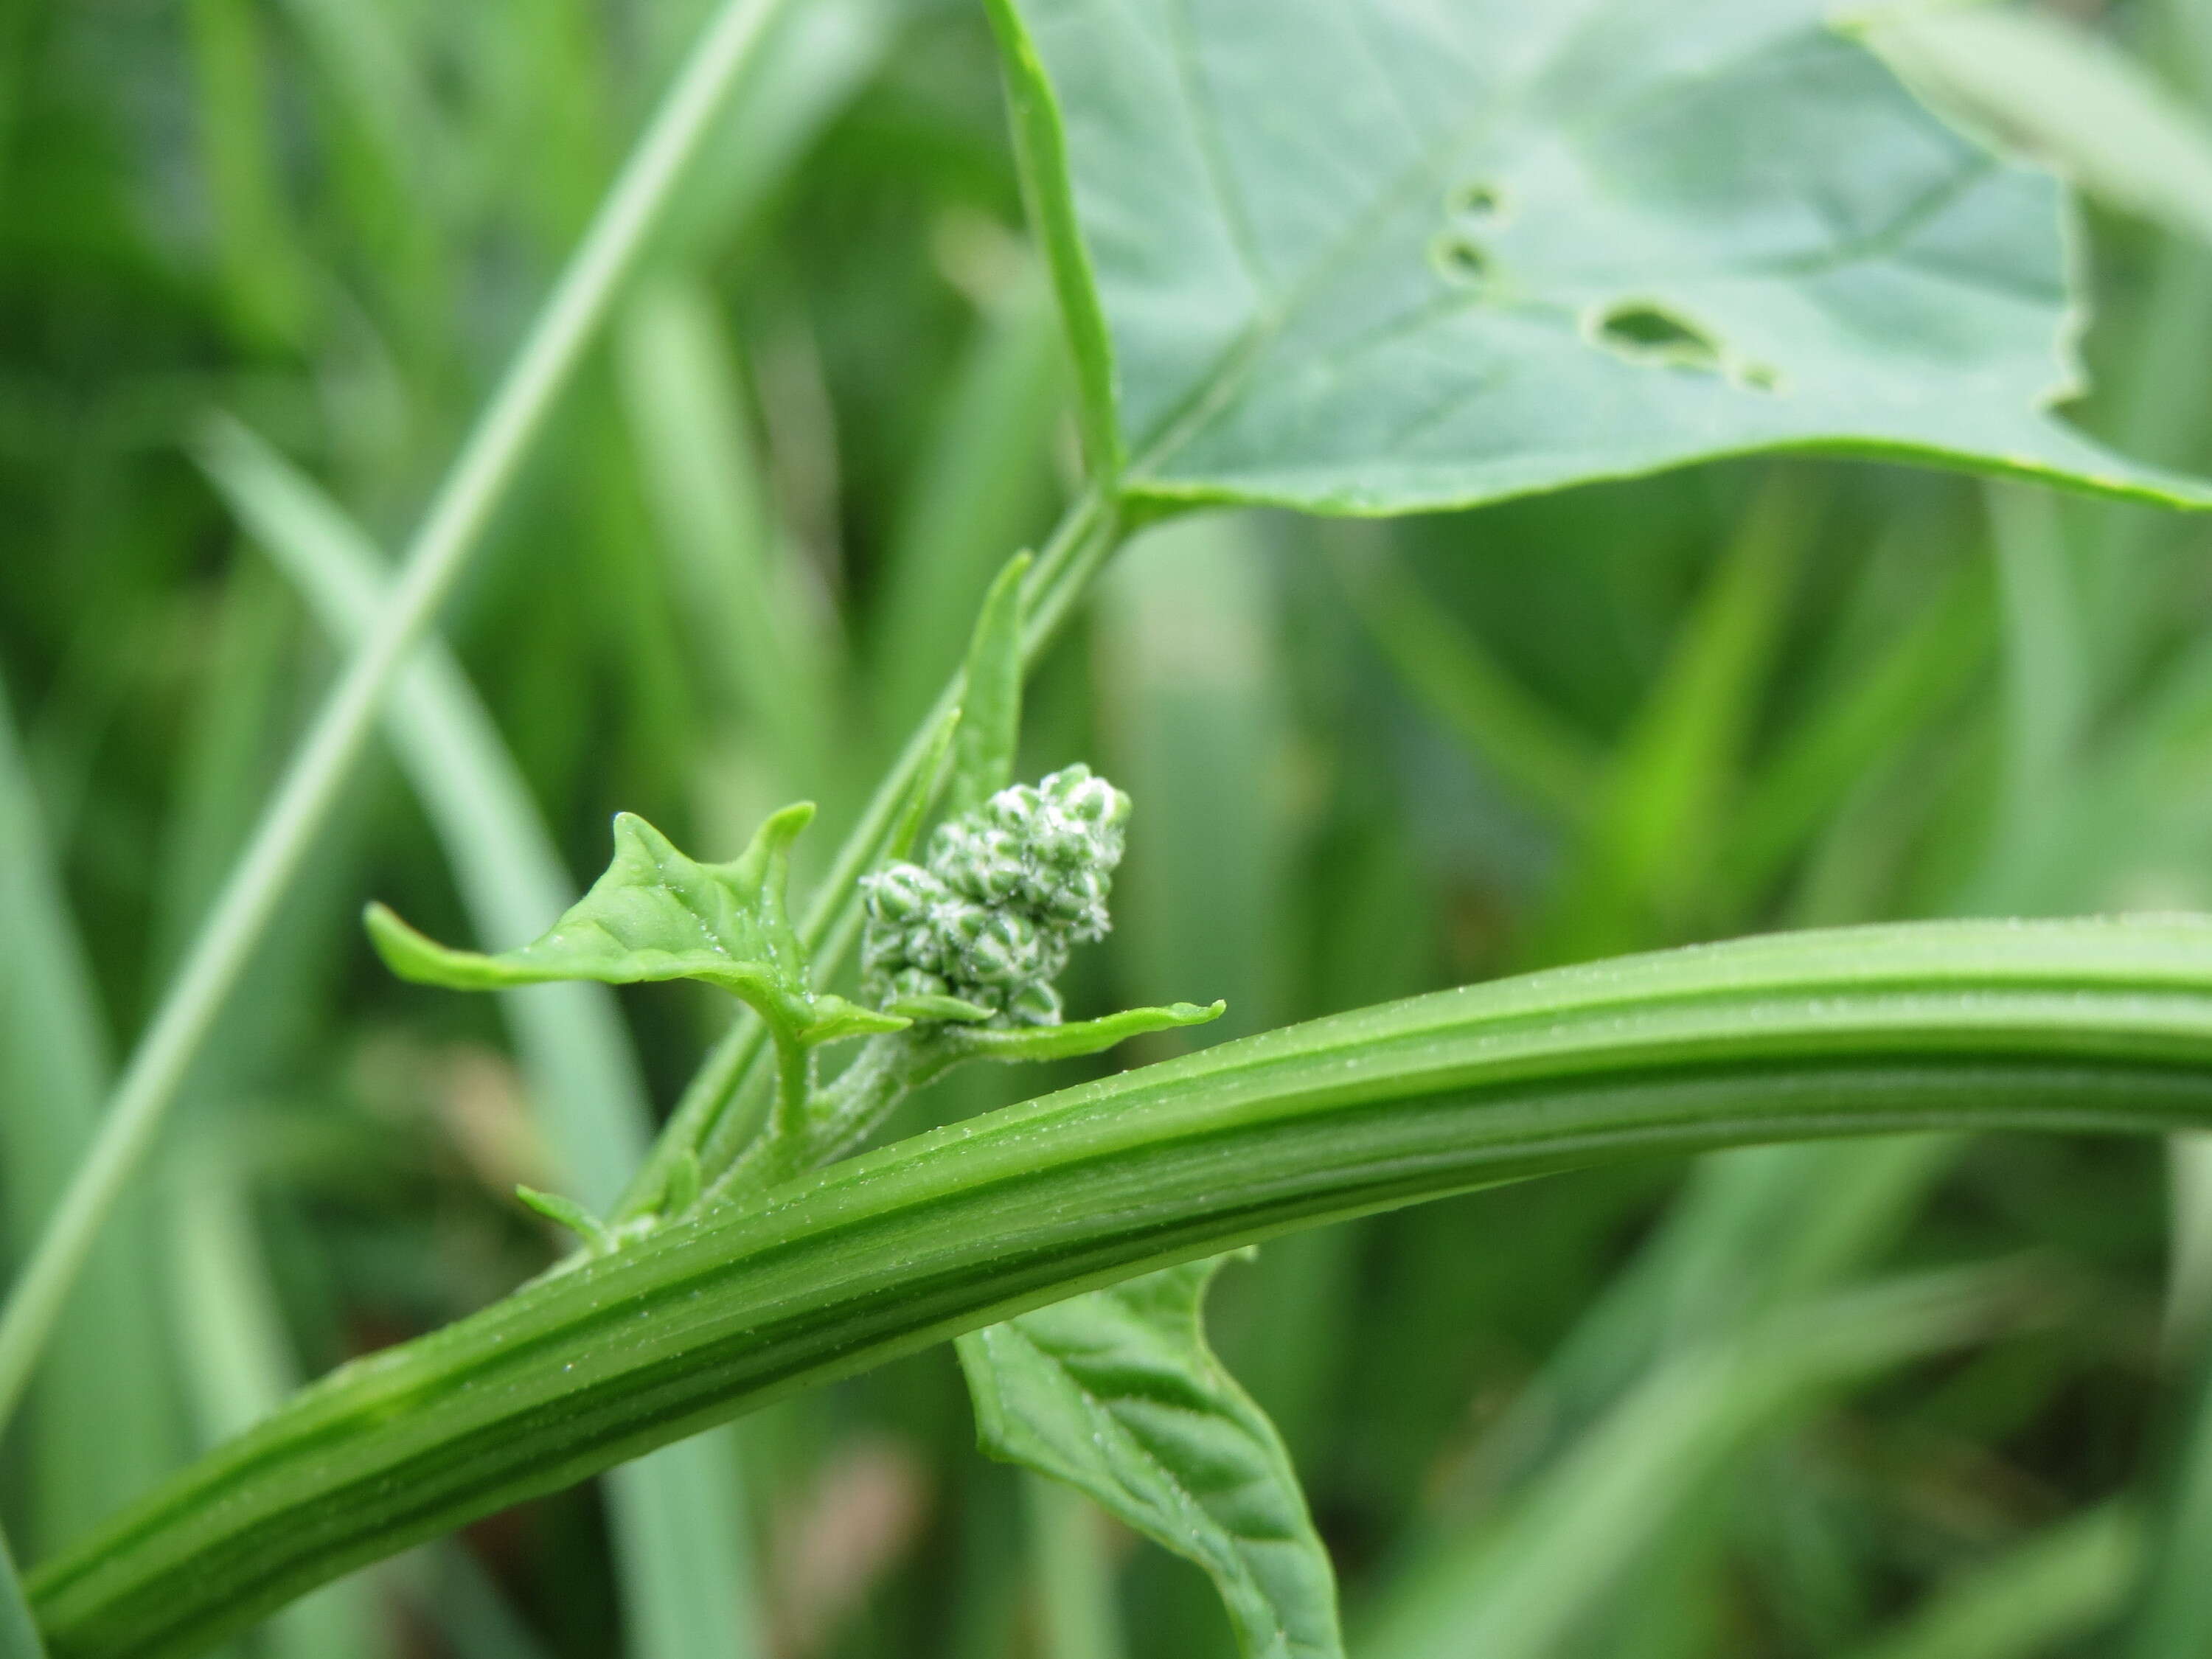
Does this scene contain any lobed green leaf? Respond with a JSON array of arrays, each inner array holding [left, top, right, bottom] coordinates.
[[366, 805, 904, 1050]]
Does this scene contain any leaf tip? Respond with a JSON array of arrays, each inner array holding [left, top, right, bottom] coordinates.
[[364, 902, 462, 985]]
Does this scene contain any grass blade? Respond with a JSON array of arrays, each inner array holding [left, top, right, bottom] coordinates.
[[198, 416, 764, 1659], [0, 0, 800, 1431], [1849, 1504, 2139, 1659], [616, 272, 830, 779], [0, 1530, 44, 1659], [1330, 532, 1599, 825], [1539, 475, 1812, 961], [0, 675, 181, 1553], [1359, 1267, 2033, 1659]]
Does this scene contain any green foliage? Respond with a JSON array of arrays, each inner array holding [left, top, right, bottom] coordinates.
[[18, 0, 2212, 1655], [959, 1256, 1340, 1659], [369, 806, 903, 1050], [944, 551, 1032, 821], [986, 0, 2211, 511]]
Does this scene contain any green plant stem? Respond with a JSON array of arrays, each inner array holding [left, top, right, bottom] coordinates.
[[37, 915, 2212, 1659], [0, 0, 796, 1431], [615, 484, 1120, 1219]]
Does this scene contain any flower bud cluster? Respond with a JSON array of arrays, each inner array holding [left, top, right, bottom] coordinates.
[[861, 764, 1131, 1026]]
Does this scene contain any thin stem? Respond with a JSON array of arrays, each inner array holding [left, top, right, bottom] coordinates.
[[770, 1037, 812, 1145], [614, 486, 1122, 1220], [0, 0, 796, 1430]]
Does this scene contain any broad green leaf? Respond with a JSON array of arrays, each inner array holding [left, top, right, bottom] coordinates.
[[367, 806, 904, 1050], [944, 551, 1033, 820], [958, 1256, 1342, 1659], [985, 0, 2212, 511]]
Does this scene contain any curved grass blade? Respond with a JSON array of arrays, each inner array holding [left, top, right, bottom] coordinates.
[[199, 418, 767, 1659], [0, 0, 802, 1435], [0, 676, 181, 1554], [1850, 1503, 2139, 1659], [35, 916, 2212, 1656], [943, 552, 1032, 821], [959, 1256, 1341, 1659], [1360, 1267, 2037, 1659]]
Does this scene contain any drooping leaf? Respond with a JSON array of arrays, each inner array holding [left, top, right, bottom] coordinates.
[[984, 0, 2212, 512], [958, 1256, 1342, 1659], [366, 805, 905, 1051], [944, 551, 1032, 820]]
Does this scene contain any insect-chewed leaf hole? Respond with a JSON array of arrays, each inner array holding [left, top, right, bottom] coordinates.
[[1431, 232, 1492, 285], [1590, 301, 1724, 374], [1445, 180, 1506, 219]]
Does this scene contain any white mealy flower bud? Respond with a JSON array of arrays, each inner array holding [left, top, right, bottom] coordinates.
[[860, 766, 1132, 1026]]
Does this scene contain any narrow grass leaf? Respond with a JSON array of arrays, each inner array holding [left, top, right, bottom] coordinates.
[[616, 273, 829, 776], [0, 0, 803, 1437], [0, 1530, 44, 1659], [1360, 1267, 2031, 1659], [201, 421, 767, 1659], [1541, 476, 1809, 961], [1024, 1474, 1125, 1659], [0, 675, 181, 1552], [943, 552, 1032, 820], [1330, 536, 1598, 824], [1847, 1503, 2138, 1659], [872, 274, 1068, 734], [1720, 565, 1989, 911]]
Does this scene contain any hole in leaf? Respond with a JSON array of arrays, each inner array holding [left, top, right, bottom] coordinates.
[[1446, 181, 1506, 219], [1590, 302, 1724, 373], [1432, 233, 1490, 285]]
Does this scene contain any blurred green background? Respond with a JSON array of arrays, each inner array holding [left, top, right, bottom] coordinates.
[[13, 0, 2212, 1654]]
